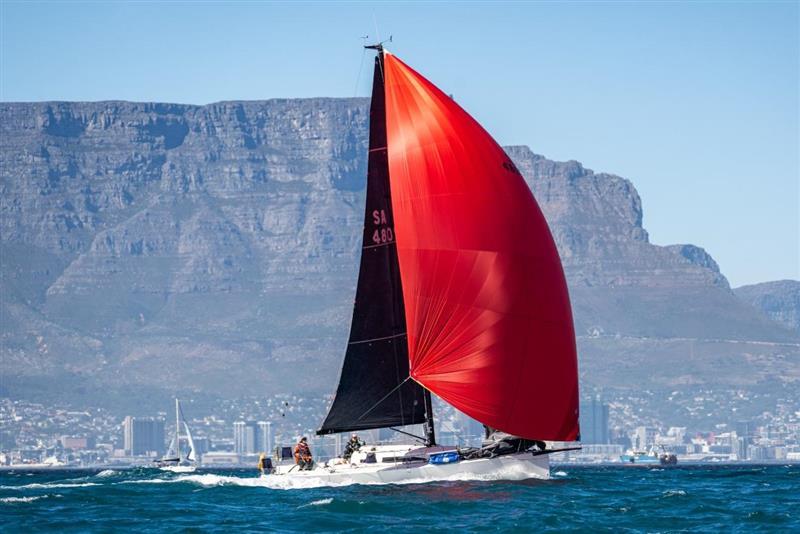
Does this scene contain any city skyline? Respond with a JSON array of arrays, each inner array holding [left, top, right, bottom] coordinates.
[[2, 391, 799, 467]]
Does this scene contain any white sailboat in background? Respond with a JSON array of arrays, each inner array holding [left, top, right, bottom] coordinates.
[[156, 399, 197, 473]]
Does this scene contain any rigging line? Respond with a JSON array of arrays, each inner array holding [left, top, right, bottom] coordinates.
[[348, 332, 406, 345], [353, 46, 367, 97], [438, 417, 466, 445], [389, 427, 427, 444], [178, 402, 186, 423], [354, 376, 411, 423]]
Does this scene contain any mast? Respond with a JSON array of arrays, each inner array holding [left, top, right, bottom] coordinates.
[[316, 42, 428, 437], [371, 43, 436, 448], [175, 398, 180, 459], [364, 43, 436, 447]]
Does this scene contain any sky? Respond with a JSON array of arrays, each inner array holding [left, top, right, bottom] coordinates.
[[1, 0, 797, 287]]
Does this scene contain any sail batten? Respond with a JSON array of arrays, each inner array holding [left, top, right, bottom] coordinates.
[[384, 54, 580, 442]]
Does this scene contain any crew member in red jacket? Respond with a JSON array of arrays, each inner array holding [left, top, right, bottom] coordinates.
[[294, 437, 314, 470]]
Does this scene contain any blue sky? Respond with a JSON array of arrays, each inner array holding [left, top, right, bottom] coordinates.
[[1, 1, 797, 287]]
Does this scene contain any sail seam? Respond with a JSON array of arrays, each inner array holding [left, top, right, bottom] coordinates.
[[349, 332, 407, 345], [362, 241, 397, 250]]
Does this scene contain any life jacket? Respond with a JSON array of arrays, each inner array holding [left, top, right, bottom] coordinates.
[[294, 442, 311, 462]]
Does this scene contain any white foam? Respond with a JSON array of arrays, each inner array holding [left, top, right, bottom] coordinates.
[[176, 474, 267, 488], [299, 497, 333, 508], [552, 470, 568, 477], [1, 495, 47, 503], [96, 469, 117, 478], [662, 489, 687, 497]]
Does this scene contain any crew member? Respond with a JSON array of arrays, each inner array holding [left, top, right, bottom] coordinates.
[[294, 437, 314, 471], [342, 433, 363, 462]]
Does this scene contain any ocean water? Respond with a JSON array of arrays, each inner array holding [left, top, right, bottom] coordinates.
[[1, 465, 798, 532]]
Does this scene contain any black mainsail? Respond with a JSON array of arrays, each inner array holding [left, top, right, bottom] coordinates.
[[317, 52, 429, 436]]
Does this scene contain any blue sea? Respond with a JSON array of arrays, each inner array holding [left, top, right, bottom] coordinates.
[[1, 465, 798, 532]]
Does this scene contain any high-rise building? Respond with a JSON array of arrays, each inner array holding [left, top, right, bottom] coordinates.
[[233, 421, 257, 454], [123, 417, 165, 456], [257, 421, 272, 453], [579, 397, 610, 444], [735, 421, 755, 460], [735, 421, 754, 444]]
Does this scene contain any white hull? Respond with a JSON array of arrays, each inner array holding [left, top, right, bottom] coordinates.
[[266, 444, 549, 488]]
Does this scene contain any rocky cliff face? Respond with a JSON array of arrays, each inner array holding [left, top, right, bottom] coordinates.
[[1, 100, 796, 411], [506, 146, 786, 340], [735, 280, 800, 333]]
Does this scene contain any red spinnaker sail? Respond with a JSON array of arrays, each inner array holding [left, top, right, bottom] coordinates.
[[383, 52, 579, 441]]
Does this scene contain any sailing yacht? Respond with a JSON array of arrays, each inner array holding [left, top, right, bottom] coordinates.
[[268, 44, 580, 484], [156, 399, 198, 473]]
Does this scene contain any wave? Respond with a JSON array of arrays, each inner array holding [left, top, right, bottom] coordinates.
[[1, 495, 54, 503], [115, 474, 267, 488], [552, 471, 568, 477], [298, 497, 333, 508], [109, 473, 336, 490], [0, 482, 100, 490], [95, 469, 118, 478], [662, 489, 688, 497]]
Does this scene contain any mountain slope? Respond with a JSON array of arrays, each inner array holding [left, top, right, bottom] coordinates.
[[1, 100, 796, 413], [735, 280, 800, 333]]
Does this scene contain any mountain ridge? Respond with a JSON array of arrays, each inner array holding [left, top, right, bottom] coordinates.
[[1, 99, 797, 414]]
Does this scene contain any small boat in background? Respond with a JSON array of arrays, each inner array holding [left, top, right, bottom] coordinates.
[[621, 446, 678, 466], [155, 399, 197, 473], [620, 449, 661, 465]]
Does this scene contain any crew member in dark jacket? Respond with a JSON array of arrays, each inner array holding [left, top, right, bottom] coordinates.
[[342, 433, 364, 462]]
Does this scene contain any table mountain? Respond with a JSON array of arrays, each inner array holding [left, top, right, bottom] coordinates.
[[1, 100, 797, 413], [735, 280, 800, 333]]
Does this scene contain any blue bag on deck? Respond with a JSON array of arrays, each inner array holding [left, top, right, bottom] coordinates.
[[428, 451, 460, 465]]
